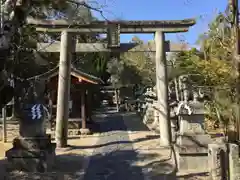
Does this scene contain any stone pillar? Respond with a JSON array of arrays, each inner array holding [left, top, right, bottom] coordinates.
[[208, 143, 228, 180], [48, 92, 53, 129], [170, 120, 177, 142], [155, 31, 171, 146], [178, 75, 189, 101], [55, 30, 72, 148], [229, 143, 240, 180], [115, 88, 120, 112], [81, 89, 86, 129], [182, 77, 189, 102], [2, 106, 7, 142], [174, 78, 179, 101]]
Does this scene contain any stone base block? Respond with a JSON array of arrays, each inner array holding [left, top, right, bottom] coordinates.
[[175, 133, 212, 172], [68, 129, 81, 136], [175, 142, 209, 172], [80, 128, 91, 135], [13, 135, 52, 150], [6, 144, 56, 172], [176, 151, 208, 172]]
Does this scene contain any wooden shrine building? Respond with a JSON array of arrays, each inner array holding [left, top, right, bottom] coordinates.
[[36, 65, 103, 131]]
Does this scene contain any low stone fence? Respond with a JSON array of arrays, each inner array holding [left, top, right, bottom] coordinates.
[[208, 143, 240, 180]]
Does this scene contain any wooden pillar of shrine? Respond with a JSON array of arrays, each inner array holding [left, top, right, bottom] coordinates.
[[86, 89, 92, 122], [81, 89, 86, 129], [80, 88, 90, 135]]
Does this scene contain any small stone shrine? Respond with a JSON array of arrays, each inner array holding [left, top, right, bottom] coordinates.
[[175, 83, 212, 172], [6, 81, 56, 172]]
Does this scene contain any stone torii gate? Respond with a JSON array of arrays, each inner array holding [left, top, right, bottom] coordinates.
[[27, 18, 195, 148]]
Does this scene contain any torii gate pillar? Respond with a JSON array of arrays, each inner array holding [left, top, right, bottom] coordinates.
[[55, 30, 72, 148], [155, 31, 171, 146]]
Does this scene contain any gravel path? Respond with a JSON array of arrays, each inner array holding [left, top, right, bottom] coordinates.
[[83, 112, 146, 180]]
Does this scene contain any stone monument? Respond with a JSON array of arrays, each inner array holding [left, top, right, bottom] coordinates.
[[6, 80, 56, 172]]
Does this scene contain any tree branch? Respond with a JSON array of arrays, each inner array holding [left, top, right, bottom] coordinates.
[[66, 0, 108, 20]]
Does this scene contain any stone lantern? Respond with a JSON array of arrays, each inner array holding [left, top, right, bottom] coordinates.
[[175, 95, 212, 172]]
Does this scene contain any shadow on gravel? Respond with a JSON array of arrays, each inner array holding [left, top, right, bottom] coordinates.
[[68, 134, 159, 150], [83, 150, 177, 180], [1, 151, 176, 180]]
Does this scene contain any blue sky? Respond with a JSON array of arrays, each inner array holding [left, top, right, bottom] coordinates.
[[92, 0, 228, 46]]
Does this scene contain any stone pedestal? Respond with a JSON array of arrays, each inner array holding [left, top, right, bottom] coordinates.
[[80, 128, 91, 135], [175, 101, 212, 172], [6, 135, 56, 172], [170, 103, 178, 142], [6, 103, 56, 172]]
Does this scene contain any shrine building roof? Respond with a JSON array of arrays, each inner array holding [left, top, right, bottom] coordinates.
[[28, 65, 104, 84]]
